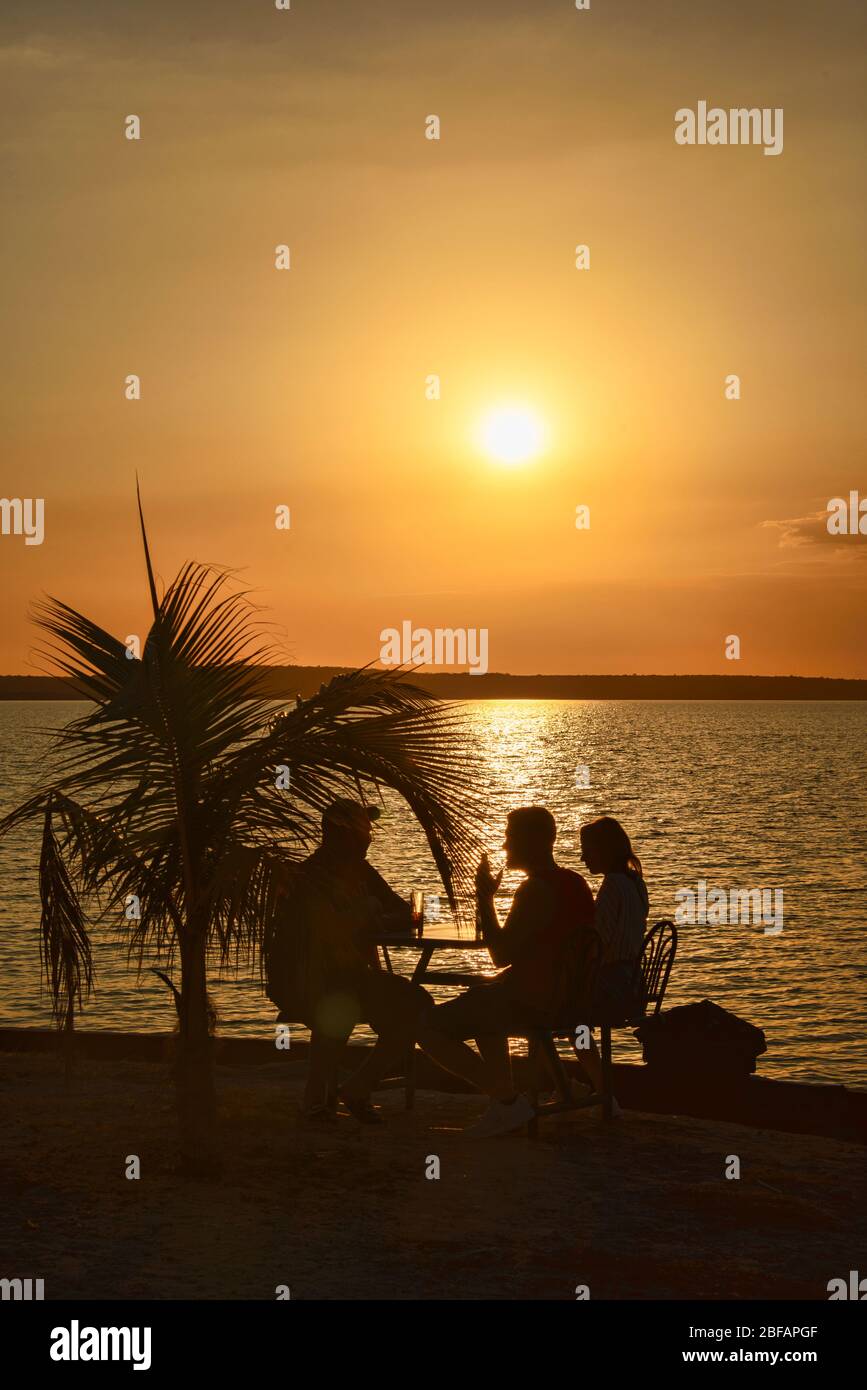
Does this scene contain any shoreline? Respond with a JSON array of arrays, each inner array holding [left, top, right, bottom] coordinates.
[[2, 670, 865, 701], [3, 1026, 865, 1146]]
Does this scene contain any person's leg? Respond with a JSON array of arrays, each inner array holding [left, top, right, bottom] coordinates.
[[417, 988, 518, 1102], [302, 1029, 329, 1112], [574, 1031, 604, 1094], [420, 989, 539, 1138], [340, 974, 431, 1103], [476, 1034, 514, 1097], [303, 1029, 346, 1114], [304, 984, 365, 1113], [417, 1023, 513, 1099], [576, 962, 631, 1105]]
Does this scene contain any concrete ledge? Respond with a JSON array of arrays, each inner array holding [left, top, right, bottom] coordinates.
[[2, 1026, 864, 1144]]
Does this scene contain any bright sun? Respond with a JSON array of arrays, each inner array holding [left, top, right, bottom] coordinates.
[[480, 405, 545, 465]]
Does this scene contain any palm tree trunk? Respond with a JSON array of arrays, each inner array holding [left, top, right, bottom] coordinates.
[[176, 929, 219, 1177], [62, 1005, 76, 1087]]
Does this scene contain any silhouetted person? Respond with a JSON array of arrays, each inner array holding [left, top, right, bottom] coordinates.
[[267, 799, 431, 1123], [577, 815, 648, 1114], [419, 806, 595, 1137]]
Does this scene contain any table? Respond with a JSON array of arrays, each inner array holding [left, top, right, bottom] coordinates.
[[372, 932, 496, 1108], [374, 932, 494, 988]]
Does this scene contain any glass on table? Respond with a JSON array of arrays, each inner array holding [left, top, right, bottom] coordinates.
[[410, 889, 425, 938]]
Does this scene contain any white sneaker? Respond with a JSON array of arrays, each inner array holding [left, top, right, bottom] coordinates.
[[464, 1094, 535, 1139]]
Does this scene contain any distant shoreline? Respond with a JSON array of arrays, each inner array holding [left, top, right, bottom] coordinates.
[[1, 669, 865, 701]]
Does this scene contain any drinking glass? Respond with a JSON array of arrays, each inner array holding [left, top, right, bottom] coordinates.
[[410, 889, 425, 938]]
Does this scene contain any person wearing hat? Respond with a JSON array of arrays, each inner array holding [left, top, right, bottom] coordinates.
[[266, 797, 432, 1123]]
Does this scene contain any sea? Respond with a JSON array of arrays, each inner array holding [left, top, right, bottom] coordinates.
[[0, 699, 864, 1087]]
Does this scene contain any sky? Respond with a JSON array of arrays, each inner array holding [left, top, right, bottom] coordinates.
[[1, 0, 865, 677]]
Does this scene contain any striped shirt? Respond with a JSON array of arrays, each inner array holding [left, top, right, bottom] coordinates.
[[594, 871, 648, 964]]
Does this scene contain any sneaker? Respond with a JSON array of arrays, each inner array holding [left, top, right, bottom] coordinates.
[[464, 1094, 535, 1139]]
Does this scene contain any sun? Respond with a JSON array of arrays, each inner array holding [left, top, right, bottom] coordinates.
[[479, 405, 545, 465]]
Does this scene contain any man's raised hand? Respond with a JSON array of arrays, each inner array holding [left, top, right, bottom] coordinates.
[[475, 852, 503, 901]]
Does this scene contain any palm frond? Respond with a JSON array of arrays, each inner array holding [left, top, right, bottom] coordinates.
[[206, 842, 298, 970], [38, 795, 94, 1028], [46, 792, 184, 968], [29, 559, 283, 915], [0, 789, 183, 978], [215, 665, 489, 927], [136, 476, 161, 620]]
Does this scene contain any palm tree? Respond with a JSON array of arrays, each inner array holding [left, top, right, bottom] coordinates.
[[0, 494, 487, 1174]]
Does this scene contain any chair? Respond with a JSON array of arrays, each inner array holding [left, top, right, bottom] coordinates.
[[523, 927, 603, 1138], [524, 919, 678, 1135]]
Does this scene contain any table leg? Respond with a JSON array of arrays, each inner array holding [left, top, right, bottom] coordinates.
[[405, 1048, 417, 1110], [403, 945, 435, 1108], [410, 943, 436, 984]]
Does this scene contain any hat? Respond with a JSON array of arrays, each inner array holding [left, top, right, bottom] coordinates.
[[322, 798, 381, 831]]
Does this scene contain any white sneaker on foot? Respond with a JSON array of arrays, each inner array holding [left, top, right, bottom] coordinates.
[[463, 1094, 535, 1139]]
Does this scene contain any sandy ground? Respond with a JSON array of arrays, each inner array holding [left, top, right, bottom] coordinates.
[[1, 1052, 864, 1301]]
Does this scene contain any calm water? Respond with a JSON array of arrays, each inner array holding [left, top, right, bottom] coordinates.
[[0, 700, 864, 1087]]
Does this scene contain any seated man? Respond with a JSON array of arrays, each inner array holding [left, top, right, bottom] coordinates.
[[266, 798, 432, 1123], [418, 806, 595, 1138]]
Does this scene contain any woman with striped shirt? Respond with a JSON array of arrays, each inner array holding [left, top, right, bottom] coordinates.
[[577, 816, 649, 1112]]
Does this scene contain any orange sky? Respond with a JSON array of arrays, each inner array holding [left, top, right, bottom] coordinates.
[[1, 0, 865, 677]]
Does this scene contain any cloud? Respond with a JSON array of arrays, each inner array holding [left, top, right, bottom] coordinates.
[[762, 510, 837, 548], [0, 42, 71, 70], [762, 506, 867, 571]]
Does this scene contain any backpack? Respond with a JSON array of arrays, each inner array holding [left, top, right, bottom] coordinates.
[[634, 999, 767, 1076]]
